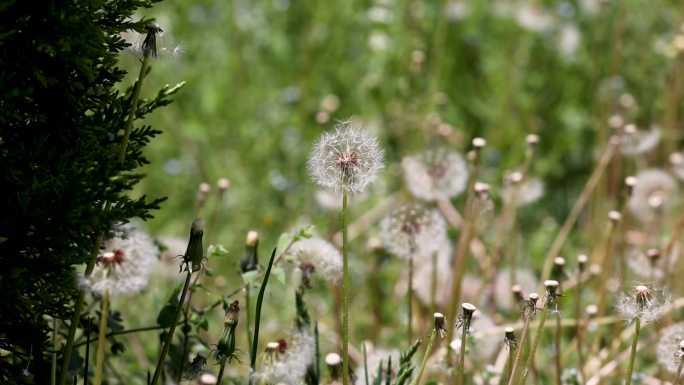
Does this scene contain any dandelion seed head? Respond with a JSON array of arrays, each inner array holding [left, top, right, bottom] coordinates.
[[401, 148, 469, 201], [628, 169, 678, 223], [616, 284, 670, 324], [626, 245, 679, 281], [656, 322, 684, 373], [501, 176, 545, 206], [307, 120, 384, 195], [618, 125, 661, 156], [379, 204, 447, 260], [289, 237, 342, 284], [78, 223, 157, 296], [252, 331, 316, 385]]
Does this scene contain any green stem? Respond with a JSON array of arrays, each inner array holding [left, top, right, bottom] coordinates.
[[412, 330, 436, 385], [342, 190, 350, 385], [505, 345, 515, 385], [507, 317, 531, 385], [93, 291, 110, 385], [519, 309, 549, 385], [245, 285, 253, 357], [407, 257, 413, 347], [150, 271, 193, 385], [625, 317, 641, 385], [73, 325, 163, 348], [59, 52, 152, 385], [554, 313, 562, 385], [250, 247, 278, 369], [455, 321, 469, 385], [217, 356, 227, 384]]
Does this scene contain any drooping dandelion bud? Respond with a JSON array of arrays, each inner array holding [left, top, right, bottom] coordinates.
[[240, 231, 260, 274], [182, 219, 205, 272]]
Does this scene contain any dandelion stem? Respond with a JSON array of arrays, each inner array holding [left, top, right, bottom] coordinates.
[[456, 321, 469, 385], [554, 313, 562, 385], [575, 287, 586, 382], [150, 271, 193, 385], [519, 309, 548, 385], [625, 317, 641, 385], [342, 190, 350, 385], [58, 51, 152, 385], [245, 286, 253, 357], [412, 330, 436, 385], [93, 291, 110, 385], [540, 139, 616, 282], [505, 345, 515, 385], [508, 317, 531, 385], [407, 257, 413, 347], [217, 356, 227, 384]]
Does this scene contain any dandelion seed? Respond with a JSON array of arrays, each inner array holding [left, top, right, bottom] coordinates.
[[628, 169, 678, 223], [616, 285, 670, 324], [401, 148, 469, 201], [78, 223, 157, 296], [379, 204, 447, 260], [618, 125, 661, 156], [288, 237, 343, 284], [656, 322, 684, 373], [307, 119, 384, 195]]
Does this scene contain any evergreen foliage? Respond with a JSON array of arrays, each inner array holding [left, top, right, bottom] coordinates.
[[0, 1, 177, 382]]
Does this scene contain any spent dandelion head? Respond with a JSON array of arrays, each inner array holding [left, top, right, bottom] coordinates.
[[616, 284, 670, 324], [501, 174, 545, 207], [628, 169, 678, 223], [379, 203, 447, 260], [252, 331, 316, 385], [307, 119, 384, 195], [288, 237, 343, 285], [626, 246, 679, 281], [522, 293, 540, 320], [401, 148, 469, 201], [504, 327, 518, 350], [78, 223, 157, 296], [434, 312, 447, 338], [617, 124, 661, 156], [656, 322, 684, 373]]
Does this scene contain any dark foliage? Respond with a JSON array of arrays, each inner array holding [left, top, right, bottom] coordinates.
[[0, 0, 177, 382]]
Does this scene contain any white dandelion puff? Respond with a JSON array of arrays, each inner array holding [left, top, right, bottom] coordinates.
[[401, 148, 469, 201], [501, 175, 545, 207], [628, 169, 678, 223], [78, 223, 158, 296], [252, 331, 316, 385], [656, 322, 684, 373], [618, 125, 661, 156], [379, 204, 447, 260], [288, 237, 343, 284], [626, 245, 679, 281], [307, 120, 384, 195], [616, 285, 670, 324]]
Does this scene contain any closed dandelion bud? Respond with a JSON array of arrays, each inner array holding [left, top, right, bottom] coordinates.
[[326, 353, 342, 379], [215, 301, 239, 363], [551, 257, 566, 281], [240, 230, 260, 274], [504, 327, 518, 349], [182, 219, 205, 272]]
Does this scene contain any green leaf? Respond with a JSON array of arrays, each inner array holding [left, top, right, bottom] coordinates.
[[275, 233, 291, 257], [271, 267, 286, 285], [242, 270, 260, 285]]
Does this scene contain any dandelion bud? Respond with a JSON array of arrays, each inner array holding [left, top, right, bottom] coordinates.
[[224, 300, 240, 327], [240, 230, 260, 274], [182, 219, 205, 272], [504, 327, 518, 349], [215, 301, 239, 363], [326, 353, 343, 379], [551, 257, 566, 281], [217, 178, 230, 193]]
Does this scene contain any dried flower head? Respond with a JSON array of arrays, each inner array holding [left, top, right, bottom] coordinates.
[[656, 322, 684, 373], [288, 237, 343, 284], [379, 204, 447, 260], [504, 327, 518, 350], [307, 120, 384, 195], [78, 223, 157, 296], [618, 125, 661, 156], [628, 169, 678, 223], [434, 313, 447, 338], [626, 245, 679, 281], [401, 148, 469, 201], [616, 284, 670, 324], [121, 23, 184, 59], [252, 331, 316, 385]]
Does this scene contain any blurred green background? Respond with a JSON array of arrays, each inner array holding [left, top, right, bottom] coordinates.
[[113, 0, 684, 380]]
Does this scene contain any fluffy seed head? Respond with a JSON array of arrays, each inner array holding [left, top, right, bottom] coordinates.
[[252, 331, 316, 385], [618, 125, 661, 156], [626, 246, 678, 281], [616, 284, 670, 324], [401, 148, 469, 201], [501, 176, 545, 207], [379, 204, 447, 260], [288, 237, 343, 284], [307, 120, 384, 195], [78, 223, 157, 296], [656, 322, 684, 373], [628, 169, 678, 223]]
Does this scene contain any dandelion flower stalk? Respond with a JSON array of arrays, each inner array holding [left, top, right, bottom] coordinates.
[[503, 327, 518, 385], [216, 301, 240, 384], [507, 293, 539, 385], [575, 254, 588, 382], [342, 189, 350, 385], [519, 281, 559, 385], [93, 290, 110, 385], [412, 313, 445, 385], [456, 303, 477, 385], [58, 25, 159, 385], [151, 219, 204, 385]]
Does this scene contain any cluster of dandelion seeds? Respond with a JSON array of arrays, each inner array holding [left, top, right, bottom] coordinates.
[[251, 331, 316, 385], [401, 148, 468, 201], [288, 237, 343, 284], [307, 119, 384, 195], [78, 223, 158, 296], [657, 322, 684, 373], [379, 203, 447, 260], [628, 169, 678, 223], [616, 285, 670, 324]]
